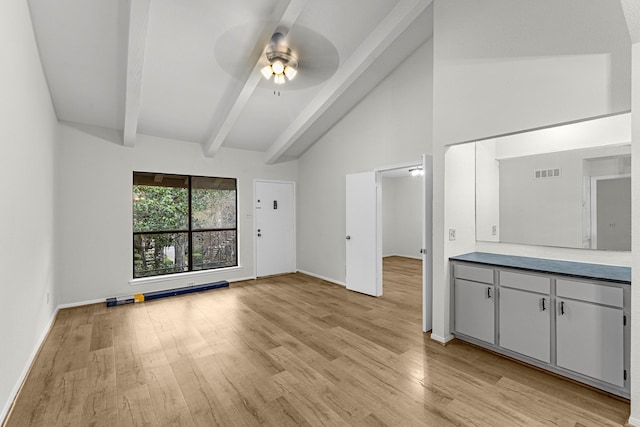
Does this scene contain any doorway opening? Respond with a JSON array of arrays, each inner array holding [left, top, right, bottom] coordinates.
[[345, 155, 433, 332], [377, 158, 432, 332], [379, 166, 424, 321], [582, 154, 631, 251], [585, 175, 631, 251]]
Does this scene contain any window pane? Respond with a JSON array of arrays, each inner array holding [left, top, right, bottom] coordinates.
[[192, 177, 236, 230], [133, 233, 189, 278], [133, 173, 189, 232], [192, 230, 237, 270], [132, 172, 238, 279]]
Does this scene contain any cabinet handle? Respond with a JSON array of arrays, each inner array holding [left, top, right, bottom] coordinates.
[[559, 301, 565, 316], [487, 287, 492, 299], [541, 297, 546, 311]]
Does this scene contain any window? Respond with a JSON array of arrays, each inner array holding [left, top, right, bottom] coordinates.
[[133, 172, 237, 278]]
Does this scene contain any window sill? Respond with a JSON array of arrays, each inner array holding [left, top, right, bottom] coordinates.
[[129, 265, 243, 286]]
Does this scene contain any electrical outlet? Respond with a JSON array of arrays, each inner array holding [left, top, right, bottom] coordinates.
[[492, 225, 497, 236], [449, 228, 456, 241]]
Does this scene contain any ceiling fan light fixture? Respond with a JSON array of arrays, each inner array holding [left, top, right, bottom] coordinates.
[[260, 66, 273, 79], [261, 32, 298, 85], [284, 65, 297, 80], [271, 60, 285, 75]]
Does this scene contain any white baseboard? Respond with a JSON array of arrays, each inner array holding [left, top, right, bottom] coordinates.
[[628, 416, 640, 427], [297, 269, 346, 287], [430, 333, 454, 345], [1, 306, 59, 424], [228, 276, 258, 283], [57, 298, 106, 309]]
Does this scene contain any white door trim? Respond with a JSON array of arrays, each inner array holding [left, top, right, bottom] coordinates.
[[254, 179, 296, 278]]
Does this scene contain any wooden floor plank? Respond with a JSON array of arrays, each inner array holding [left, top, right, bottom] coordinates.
[[3, 257, 630, 426], [80, 348, 118, 425]]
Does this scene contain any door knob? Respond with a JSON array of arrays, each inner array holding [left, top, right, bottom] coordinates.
[[345, 235, 351, 240]]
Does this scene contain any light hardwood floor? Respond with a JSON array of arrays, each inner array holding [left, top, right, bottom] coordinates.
[[4, 256, 630, 426]]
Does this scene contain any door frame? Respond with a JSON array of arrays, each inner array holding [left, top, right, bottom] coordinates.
[[375, 155, 432, 332], [586, 173, 630, 249], [254, 179, 297, 278]]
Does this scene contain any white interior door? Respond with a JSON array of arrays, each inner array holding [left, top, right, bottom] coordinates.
[[255, 181, 295, 277], [422, 154, 433, 332], [346, 172, 381, 296]]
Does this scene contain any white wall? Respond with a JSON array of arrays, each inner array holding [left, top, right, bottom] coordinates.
[[296, 38, 433, 283], [381, 176, 423, 259], [475, 140, 499, 242], [0, 0, 59, 421], [56, 126, 297, 304], [432, 0, 632, 344], [433, 0, 631, 146], [444, 144, 477, 253]]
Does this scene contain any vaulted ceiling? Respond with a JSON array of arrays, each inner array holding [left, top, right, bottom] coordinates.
[[27, 0, 433, 163]]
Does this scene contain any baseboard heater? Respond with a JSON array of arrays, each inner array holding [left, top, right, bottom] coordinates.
[[106, 281, 229, 307]]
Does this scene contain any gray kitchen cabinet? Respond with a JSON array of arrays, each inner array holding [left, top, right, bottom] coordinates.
[[499, 287, 550, 363], [449, 254, 630, 398], [556, 298, 624, 387], [454, 278, 495, 344]]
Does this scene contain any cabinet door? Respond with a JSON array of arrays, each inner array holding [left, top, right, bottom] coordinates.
[[499, 288, 550, 363], [454, 279, 495, 344], [556, 299, 624, 387]]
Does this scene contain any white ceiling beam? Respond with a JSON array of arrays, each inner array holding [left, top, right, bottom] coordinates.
[[264, 0, 431, 164], [201, 0, 308, 157], [620, 0, 640, 43], [123, 0, 151, 147]]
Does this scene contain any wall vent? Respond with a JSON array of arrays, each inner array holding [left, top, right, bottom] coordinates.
[[533, 168, 561, 179]]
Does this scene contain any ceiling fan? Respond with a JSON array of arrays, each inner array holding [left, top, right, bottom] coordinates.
[[214, 24, 340, 90], [260, 32, 299, 84]]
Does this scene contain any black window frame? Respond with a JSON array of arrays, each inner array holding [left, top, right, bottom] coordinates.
[[132, 172, 238, 278]]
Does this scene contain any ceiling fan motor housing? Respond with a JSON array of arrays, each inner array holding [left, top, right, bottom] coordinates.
[[266, 32, 298, 70]]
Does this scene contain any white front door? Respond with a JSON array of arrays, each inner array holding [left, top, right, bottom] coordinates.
[[255, 181, 295, 277], [345, 172, 381, 296]]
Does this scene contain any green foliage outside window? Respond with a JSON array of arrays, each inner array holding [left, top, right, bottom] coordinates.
[[133, 173, 237, 278]]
